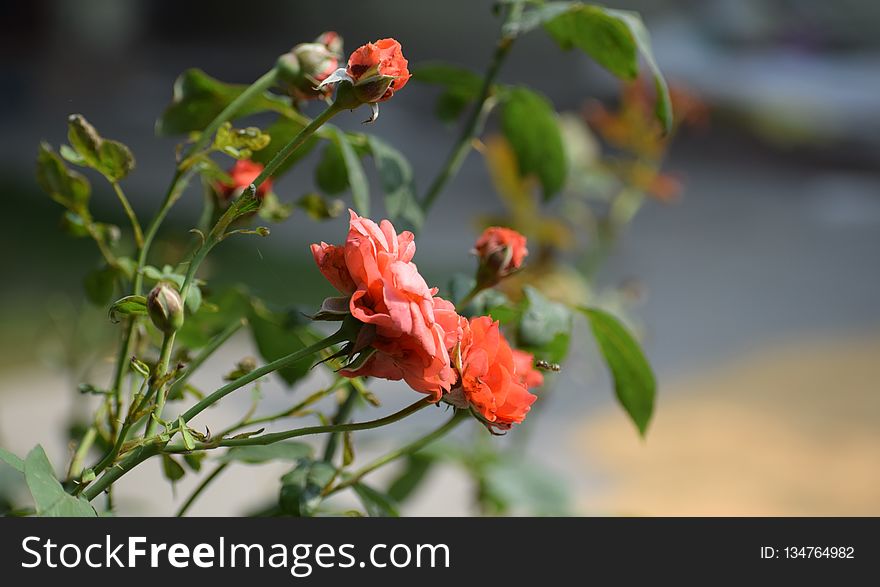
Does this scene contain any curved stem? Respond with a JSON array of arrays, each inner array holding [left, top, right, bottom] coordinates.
[[83, 397, 432, 501], [111, 181, 144, 250], [175, 462, 228, 517], [166, 318, 246, 402], [67, 427, 97, 481], [180, 328, 348, 424], [327, 408, 467, 496], [421, 38, 513, 213], [169, 398, 432, 452]]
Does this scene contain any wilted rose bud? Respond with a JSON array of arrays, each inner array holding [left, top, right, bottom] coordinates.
[[474, 226, 528, 287], [277, 31, 342, 100], [215, 159, 272, 202], [147, 283, 184, 334]]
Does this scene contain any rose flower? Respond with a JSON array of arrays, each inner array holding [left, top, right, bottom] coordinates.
[[311, 210, 458, 399], [474, 226, 528, 287], [449, 316, 538, 430]]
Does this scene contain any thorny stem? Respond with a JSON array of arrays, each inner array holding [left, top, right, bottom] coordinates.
[[143, 332, 177, 438], [83, 398, 432, 501]]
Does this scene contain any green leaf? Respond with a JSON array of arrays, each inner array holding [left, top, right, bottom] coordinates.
[[352, 482, 400, 517], [24, 445, 96, 517], [218, 442, 313, 465], [544, 4, 671, 132], [580, 307, 655, 436], [212, 122, 271, 160], [161, 454, 186, 482], [279, 458, 336, 517], [387, 453, 435, 503], [367, 136, 424, 230], [297, 193, 345, 221], [179, 418, 196, 451], [315, 140, 349, 195], [481, 454, 570, 516], [258, 192, 295, 223], [36, 143, 91, 213], [412, 62, 483, 95], [183, 452, 206, 472], [108, 295, 148, 323], [501, 88, 567, 199], [330, 128, 370, 216], [248, 302, 324, 387], [83, 265, 117, 306], [156, 68, 291, 136], [0, 448, 24, 473], [251, 117, 317, 178], [517, 286, 572, 363], [67, 115, 135, 181]]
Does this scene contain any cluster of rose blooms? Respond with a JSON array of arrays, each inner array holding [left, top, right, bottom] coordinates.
[[214, 35, 543, 430]]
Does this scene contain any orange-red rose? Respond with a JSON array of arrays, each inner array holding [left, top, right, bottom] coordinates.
[[474, 226, 528, 285], [311, 210, 457, 398], [346, 38, 410, 102], [454, 316, 537, 430], [217, 159, 272, 201]]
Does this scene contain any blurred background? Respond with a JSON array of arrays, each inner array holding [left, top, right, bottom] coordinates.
[[1, 0, 878, 516]]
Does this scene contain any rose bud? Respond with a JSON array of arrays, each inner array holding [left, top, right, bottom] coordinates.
[[147, 283, 184, 334], [317, 38, 410, 122], [215, 159, 272, 202], [474, 226, 528, 287], [277, 31, 342, 101]]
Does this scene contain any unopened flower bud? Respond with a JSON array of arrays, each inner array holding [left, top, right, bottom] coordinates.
[[147, 283, 184, 334], [277, 32, 342, 101], [473, 226, 528, 287]]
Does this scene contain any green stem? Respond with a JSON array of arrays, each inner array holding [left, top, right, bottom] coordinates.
[[83, 397, 431, 501], [67, 427, 97, 480], [188, 69, 279, 159], [169, 397, 431, 452], [327, 409, 467, 496], [143, 332, 177, 437], [166, 318, 246, 402], [421, 37, 513, 213], [217, 375, 347, 438], [322, 384, 358, 462], [175, 462, 229, 517], [111, 181, 144, 250], [180, 328, 348, 424]]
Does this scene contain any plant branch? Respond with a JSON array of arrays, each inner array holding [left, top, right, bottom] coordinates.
[[111, 181, 144, 250], [175, 462, 229, 517]]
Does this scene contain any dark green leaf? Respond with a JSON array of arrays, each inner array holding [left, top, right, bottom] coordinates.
[[580, 307, 655, 436], [60, 211, 91, 238], [367, 136, 424, 230], [296, 193, 345, 220], [330, 128, 370, 216], [248, 302, 325, 387], [481, 454, 570, 515], [97, 139, 136, 181], [501, 88, 567, 199], [218, 442, 313, 465], [279, 458, 335, 517], [544, 4, 671, 132], [156, 68, 291, 136], [161, 454, 186, 482], [36, 143, 91, 213], [67, 114, 102, 168], [0, 448, 24, 473], [83, 265, 117, 306], [24, 445, 96, 517], [315, 141, 348, 194], [183, 452, 206, 472], [352, 482, 400, 517]]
